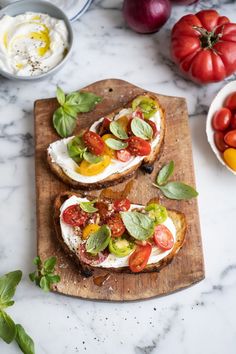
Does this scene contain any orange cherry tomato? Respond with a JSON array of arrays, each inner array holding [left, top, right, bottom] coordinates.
[[224, 129, 236, 148], [223, 148, 236, 171], [83, 131, 105, 156], [127, 136, 151, 156], [129, 244, 152, 273]]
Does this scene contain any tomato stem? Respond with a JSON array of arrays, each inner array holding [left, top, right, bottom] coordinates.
[[193, 26, 220, 49]]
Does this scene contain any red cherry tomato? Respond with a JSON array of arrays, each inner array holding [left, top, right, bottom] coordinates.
[[214, 131, 229, 152], [98, 117, 111, 136], [212, 108, 231, 131], [127, 136, 151, 156], [225, 92, 236, 111], [113, 198, 131, 212], [116, 149, 132, 162], [224, 129, 236, 148], [129, 244, 152, 273], [62, 205, 89, 227], [153, 225, 174, 250], [147, 120, 158, 138], [133, 108, 144, 119], [95, 201, 113, 221], [107, 213, 125, 238], [83, 130, 105, 156], [78, 244, 108, 265], [230, 113, 236, 129]]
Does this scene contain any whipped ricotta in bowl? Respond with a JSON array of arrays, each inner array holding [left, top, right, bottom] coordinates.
[[0, 12, 69, 76]]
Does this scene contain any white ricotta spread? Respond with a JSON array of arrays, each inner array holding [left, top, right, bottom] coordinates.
[[59, 196, 176, 268], [48, 109, 162, 183], [0, 12, 69, 76]]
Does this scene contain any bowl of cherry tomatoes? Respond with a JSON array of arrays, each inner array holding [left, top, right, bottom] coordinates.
[[206, 81, 236, 175]]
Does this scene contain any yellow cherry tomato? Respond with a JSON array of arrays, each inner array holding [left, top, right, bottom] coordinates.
[[82, 224, 100, 240], [223, 148, 236, 171], [116, 115, 129, 132], [102, 134, 116, 158], [77, 155, 111, 176]]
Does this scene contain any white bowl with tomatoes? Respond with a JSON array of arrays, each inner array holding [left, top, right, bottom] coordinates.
[[206, 81, 236, 175]]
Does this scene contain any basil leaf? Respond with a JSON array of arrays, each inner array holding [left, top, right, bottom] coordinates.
[[16, 324, 35, 354], [29, 272, 36, 282], [63, 103, 79, 117], [86, 225, 111, 254], [83, 152, 103, 164], [0, 270, 22, 307], [105, 138, 128, 150], [120, 211, 155, 240], [67, 137, 86, 163], [0, 311, 16, 344], [65, 92, 101, 113], [131, 117, 153, 140], [46, 274, 61, 284], [110, 121, 128, 140], [56, 86, 65, 106], [43, 257, 57, 273], [157, 182, 198, 200], [53, 107, 77, 138], [145, 203, 168, 224], [33, 257, 41, 266], [39, 276, 50, 292], [80, 200, 98, 213], [157, 161, 174, 186]]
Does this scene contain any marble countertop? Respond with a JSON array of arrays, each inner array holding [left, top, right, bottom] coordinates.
[[1, 0, 236, 353]]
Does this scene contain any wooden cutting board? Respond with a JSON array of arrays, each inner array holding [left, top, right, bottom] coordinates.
[[34, 78, 204, 301]]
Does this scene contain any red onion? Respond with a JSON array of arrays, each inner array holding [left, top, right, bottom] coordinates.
[[123, 0, 172, 34], [170, 0, 198, 4]]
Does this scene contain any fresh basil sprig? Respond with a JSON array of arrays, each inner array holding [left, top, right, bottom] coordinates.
[[86, 225, 111, 255], [29, 256, 60, 292], [0, 270, 35, 353], [131, 117, 153, 140], [53, 87, 102, 138], [153, 161, 198, 200], [120, 211, 155, 240], [67, 136, 102, 164], [110, 121, 128, 139], [105, 138, 128, 150], [80, 200, 98, 213]]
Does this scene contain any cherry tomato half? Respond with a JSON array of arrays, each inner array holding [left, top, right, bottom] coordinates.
[[98, 117, 111, 136], [231, 113, 236, 129], [62, 205, 89, 227], [83, 130, 105, 156], [224, 129, 236, 148], [128, 244, 152, 273], [95, 201, 113, 222], [127, 136, 151, 156], [214, 131, 229, 152], [113, 198, 131, 212], [225, 92, 236, 111], [116, 149, 132, 162], [147, 120, 158, 138], [212, 108, 231, 131], [107, 213, 126, 238], [78, 244, 108, 265], [153, 225, 174, 251]]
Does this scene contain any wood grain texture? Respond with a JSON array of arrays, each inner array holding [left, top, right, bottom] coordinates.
[[34, 79, 204, 301]]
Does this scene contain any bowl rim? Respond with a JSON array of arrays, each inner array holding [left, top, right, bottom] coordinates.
[[206, 80, 236, 175], [0, 0, 74, 80]]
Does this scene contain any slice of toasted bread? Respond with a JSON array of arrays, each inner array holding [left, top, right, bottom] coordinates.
[[53, 192, 186, 277], [47, 93, 165, 190]]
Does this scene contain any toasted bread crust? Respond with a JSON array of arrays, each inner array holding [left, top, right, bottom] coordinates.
[[53, 192, 186, 277], [47, 93, 165, 190]]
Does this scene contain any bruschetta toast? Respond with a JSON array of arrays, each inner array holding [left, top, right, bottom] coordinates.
[[48, 93, 165, 190], [53, 192, 186, 277]]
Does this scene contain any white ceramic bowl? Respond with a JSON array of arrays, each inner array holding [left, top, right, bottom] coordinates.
[[206, 80, 236, 175]]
